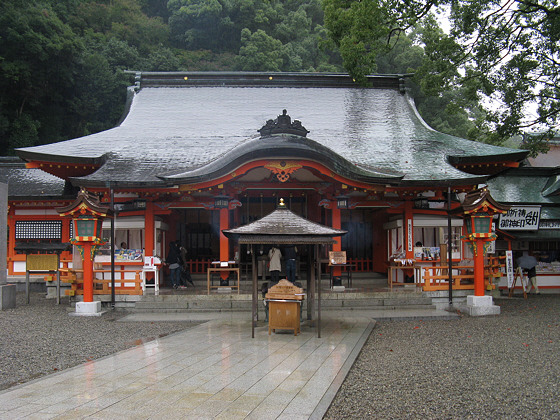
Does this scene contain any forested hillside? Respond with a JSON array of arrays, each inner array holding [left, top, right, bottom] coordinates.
[[0, 0, 481, 155]]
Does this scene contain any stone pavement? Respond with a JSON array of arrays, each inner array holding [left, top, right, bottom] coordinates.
[[0, 307, 456, 419], [0, 311, 378, 419]]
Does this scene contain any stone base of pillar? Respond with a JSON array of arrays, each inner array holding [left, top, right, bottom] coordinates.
[[459, 295, 501, 316], [0, 284, 16, 310], [71, 301, 104, 317]]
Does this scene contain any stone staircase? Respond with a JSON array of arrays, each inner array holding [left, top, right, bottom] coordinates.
[[133, 287, 437, 314]]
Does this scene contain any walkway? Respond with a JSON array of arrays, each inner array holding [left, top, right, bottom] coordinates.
[[0, 312, 374, 419]]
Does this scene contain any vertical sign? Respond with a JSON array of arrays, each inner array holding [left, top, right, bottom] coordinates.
[[487, 222, 496, 254], [505, 250, 514, 289], [407, 219, 413, 252]]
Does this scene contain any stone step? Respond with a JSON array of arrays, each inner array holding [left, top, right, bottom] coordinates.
[[132, 304, 436, 314], [133, 295, 435, 312]]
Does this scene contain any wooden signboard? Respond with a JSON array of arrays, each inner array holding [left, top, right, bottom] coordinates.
[[329, 251, 347, 265], [27, 254, 58, 271]]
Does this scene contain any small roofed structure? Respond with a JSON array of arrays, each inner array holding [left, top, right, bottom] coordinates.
[[56, 188, 114, 220], [453, 187, 511, 217], [223, 198, 347, 338]]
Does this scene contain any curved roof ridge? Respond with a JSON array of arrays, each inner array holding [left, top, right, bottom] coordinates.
[[159, 134, 403, 184]]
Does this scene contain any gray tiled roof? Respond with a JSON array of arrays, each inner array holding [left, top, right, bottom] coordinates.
[[16, 73, 527, 188], [223, 204, 346, 244], [486, 168, 560, 205], [0, 158, 67, 198]]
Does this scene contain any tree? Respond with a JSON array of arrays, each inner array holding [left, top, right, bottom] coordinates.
[[168, 0, 224, 50], [0, 0, 85, 153], [323, 0, 560, 155], [236, 28, 283, 71]]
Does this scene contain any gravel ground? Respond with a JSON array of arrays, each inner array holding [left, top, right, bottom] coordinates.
[[325, 295, 560, 419], [2, 293, 559, 419], [0, 292, 198, 391]]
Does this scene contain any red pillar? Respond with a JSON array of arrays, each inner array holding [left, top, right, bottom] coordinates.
[[332, 206, 342, 276], [82, 243, 94, 302], [473, 240, 485, 296], [144, 202, 154, 257], [7, 207, 16, 275], [219, 208, 229, 279]]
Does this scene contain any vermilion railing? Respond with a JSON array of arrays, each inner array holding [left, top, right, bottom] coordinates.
[[58, 268, 143, 296], [417, 256, 506, 291], [347, 258, 373, 272]]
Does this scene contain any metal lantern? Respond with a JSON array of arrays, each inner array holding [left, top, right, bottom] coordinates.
[[133, 199, 147, 209], [336, 195, 349, 209], [74, 215, 103, 241], [214, 195, 230, 209], [465, 213, 493, 237]]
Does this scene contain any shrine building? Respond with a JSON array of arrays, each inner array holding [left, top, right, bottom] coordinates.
[[3, 72, 532, 298]]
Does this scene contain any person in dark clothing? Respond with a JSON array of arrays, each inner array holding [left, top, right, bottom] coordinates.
[[179, 244, 194, 287], [284, 245, 297, 283], [165, 241, 182, 289]]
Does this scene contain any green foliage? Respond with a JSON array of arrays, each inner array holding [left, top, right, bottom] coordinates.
[[0, 0, 85, 153], [323, 0, 560, 155], [237, 28, 283, 71], [168, 0, 224, 51]]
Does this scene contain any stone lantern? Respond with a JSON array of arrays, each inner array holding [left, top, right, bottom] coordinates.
[[57, 189, 112, 315]]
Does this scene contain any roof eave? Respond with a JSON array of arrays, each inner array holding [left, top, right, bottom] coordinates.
[[448, 150, 529, 165]]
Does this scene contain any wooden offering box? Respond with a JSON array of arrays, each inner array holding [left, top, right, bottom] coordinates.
[[265, 279, 304, 301], [266, 280, 304, 336]]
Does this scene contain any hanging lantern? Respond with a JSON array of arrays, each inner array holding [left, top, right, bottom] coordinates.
[[214, 195, 230, 209], [336, 195, 349, 209]]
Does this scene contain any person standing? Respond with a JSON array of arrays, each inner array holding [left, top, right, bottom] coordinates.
[[179, 244, 194, 287], [257, 246, 269, 280], [517, 252, 540, 294], [284, 245, 297, 283], [268, 245, 282, 287], [165, 241, 181, 289]]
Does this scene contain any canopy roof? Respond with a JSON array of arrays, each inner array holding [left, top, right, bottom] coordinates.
[[451, 187, 510, 215], [223, 199, 346, 244], [16, 72, 527, 189]]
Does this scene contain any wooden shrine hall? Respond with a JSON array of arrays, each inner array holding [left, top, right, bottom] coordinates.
[[2, 72, 529, 302]]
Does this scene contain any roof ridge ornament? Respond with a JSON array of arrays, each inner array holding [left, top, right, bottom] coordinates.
[[259, 109, 309, 137]]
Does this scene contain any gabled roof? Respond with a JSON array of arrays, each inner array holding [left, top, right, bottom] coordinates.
[[451, 187, 510, 215], [56, 188, 113, 217], [16, 72, 527, 188]]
